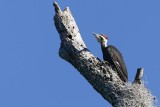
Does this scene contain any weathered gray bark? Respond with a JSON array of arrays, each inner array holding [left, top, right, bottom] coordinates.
[[53, 2, 155, 107]]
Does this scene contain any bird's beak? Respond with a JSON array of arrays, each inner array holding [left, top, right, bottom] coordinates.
[[92, 32, 97, 36], [92, 32, 100, 40]]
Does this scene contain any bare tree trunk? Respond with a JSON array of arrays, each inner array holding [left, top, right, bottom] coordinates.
[[53, 2, 155, 107]]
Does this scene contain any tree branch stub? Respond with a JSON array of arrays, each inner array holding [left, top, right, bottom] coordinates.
[[134, 68, 144, 84]]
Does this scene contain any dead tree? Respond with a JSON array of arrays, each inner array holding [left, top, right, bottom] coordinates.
[[53, 2, 155, 107]]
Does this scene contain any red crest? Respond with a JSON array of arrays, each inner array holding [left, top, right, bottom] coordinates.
[[100, 34, 108, 40]]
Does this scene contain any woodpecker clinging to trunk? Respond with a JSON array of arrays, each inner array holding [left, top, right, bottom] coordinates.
[[93, 33, 128, 82]]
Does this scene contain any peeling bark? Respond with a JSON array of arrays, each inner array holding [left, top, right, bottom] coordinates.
[[53, 2, 155, 107]]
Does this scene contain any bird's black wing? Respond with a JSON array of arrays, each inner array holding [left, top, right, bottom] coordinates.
[[107, 45, 128, 82]]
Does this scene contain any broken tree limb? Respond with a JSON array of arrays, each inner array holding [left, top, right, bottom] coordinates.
[[53, 2, 155, 107], [134, 68, 144, 84]]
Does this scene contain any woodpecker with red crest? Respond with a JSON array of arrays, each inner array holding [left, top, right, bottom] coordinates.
[[93, 33, 128, 82]]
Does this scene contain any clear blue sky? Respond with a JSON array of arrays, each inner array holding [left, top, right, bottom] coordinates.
[[0, 0, 160, 107]]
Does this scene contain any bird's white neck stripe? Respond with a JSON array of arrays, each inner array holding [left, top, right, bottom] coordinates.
[[102, 41, 108, 48]]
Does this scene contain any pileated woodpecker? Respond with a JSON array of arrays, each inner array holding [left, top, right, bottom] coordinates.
[[93, 33, 128, 82]]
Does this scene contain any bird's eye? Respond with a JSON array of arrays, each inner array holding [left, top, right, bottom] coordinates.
[[100, 37, 104, 41]]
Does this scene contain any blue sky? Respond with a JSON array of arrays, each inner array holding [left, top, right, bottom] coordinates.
[[0, 0, 160, 107]]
